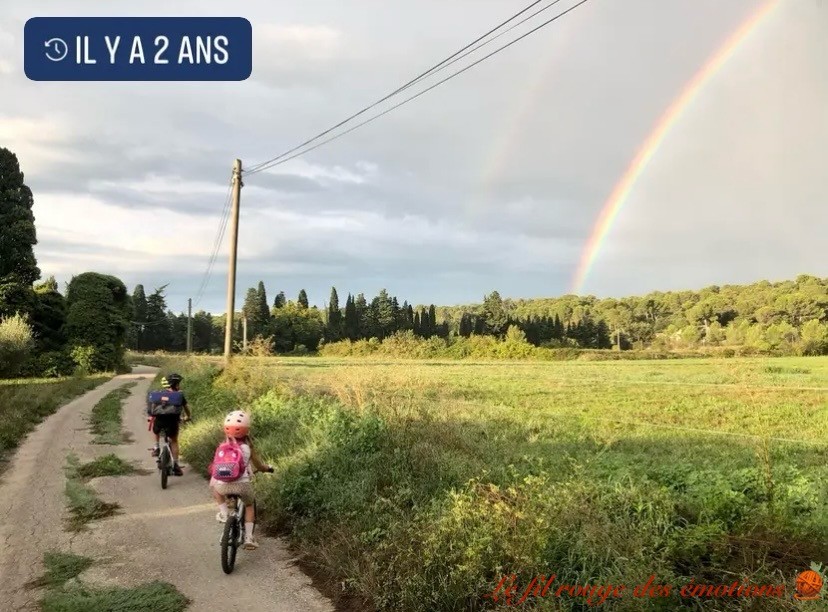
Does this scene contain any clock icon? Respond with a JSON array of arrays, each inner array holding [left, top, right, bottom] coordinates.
[[44, 38, 68, 62]]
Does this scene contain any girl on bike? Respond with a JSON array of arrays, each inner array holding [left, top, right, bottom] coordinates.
[[210, 410, 272, 550]]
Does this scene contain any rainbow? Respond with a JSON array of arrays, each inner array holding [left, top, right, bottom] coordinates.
[[569, 0, 780, 295], [473, 21, 577, 214]]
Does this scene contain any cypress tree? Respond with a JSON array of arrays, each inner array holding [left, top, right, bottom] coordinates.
[[459, 313, 472, 337], [553, 314, 564, 339], [344, 293, 358, 340], [375, 289, 395, 339], [0, 147, 40, 319], [354, 293, 368, 339], [144, 286, 171, 350], [256, 281, 270, 328], [327, 286, 342, 341], [130, 284, 148, 350], [0, 147, 40, 286], [391, 296, 401, 334]]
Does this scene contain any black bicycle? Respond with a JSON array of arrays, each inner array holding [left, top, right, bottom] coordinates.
[[157, 429, 173, 489], [148, 417, 187, 489], [220, 467, 274, 574]]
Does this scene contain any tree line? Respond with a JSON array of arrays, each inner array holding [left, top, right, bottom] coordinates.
[[126, 283, 453, 354], [129, 273, 828, 357], [126, 282, 618, 354]]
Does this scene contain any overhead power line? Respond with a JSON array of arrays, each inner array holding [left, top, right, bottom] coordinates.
[[193, 184, 232, 308], [245, 0, 577, 176], [246, 0, 589, 176], [390, 0, 567, 97], [192, 176, 234, 309]]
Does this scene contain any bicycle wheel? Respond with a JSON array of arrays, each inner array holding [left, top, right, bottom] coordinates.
[[221, 515, 239, 574], [160, 446, 170, 490]]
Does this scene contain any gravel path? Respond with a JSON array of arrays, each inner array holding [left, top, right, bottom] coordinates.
[[0, 366, 334, 611]]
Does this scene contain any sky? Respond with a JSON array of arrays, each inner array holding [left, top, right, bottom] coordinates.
[[1, 0, 826, 313]]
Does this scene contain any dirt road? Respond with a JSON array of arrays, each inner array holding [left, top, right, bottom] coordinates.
[[0, 366, 334, 611]]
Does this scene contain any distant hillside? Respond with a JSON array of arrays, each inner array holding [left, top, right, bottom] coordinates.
[[432, 274, 828, 351]]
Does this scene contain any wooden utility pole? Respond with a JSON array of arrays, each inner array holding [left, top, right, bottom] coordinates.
[[187, 298, 193, 353], [223, 159, 242, 365]]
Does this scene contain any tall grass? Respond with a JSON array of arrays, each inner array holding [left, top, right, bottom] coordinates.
[[89, 383, 136, 444], [167, 355, 828, 611], [0, 313, 35, 377]]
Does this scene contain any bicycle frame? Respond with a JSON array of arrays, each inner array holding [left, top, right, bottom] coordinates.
[[220, 494, 244, 574], [148, 413, 185, 490], [156, 428, 173, 489], [220, 489, 261, 574], [227, 495, 252, 538], [159, 430, 171, 459], [234, 498, 244, 530]]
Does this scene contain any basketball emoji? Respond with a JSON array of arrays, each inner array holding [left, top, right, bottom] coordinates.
[[794, 570, 823, 600]]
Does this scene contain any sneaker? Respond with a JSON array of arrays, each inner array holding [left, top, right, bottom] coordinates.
[[243, 536, 259, 550], [216, 511, 227, 523], [172, 465, 183, 476]]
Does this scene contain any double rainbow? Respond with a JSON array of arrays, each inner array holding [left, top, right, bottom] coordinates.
[[569, 0, 780, 295]]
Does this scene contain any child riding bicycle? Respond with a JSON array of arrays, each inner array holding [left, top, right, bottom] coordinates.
[[147, 373, 191, 476], [210, 410, 272, 550]]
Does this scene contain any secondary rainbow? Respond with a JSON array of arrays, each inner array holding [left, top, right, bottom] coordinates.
[[475, 24, 576, 212], [569, 0, 780, 295]]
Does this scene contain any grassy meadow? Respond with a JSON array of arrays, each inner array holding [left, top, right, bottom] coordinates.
[[134, 353, 828, 611]]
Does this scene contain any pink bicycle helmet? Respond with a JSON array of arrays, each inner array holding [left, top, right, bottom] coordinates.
[[223, 410, 250, 438]]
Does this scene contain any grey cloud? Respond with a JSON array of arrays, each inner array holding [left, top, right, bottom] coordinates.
[[37, 237, 149, 259], [243, 172, 330, 195], [5, 0, 826, 308]]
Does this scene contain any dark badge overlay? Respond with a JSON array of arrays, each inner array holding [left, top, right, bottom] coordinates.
[[24, 17, 252, 81]]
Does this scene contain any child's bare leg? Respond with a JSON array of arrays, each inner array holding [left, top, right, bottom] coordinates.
[[213, 487, 229, 522], [244, 502, 257, 545]]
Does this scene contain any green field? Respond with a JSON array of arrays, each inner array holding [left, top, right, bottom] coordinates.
[[148, 354, 828, 611]]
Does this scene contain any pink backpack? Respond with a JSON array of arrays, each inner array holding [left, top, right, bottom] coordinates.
[[209, 438, 246, 482]]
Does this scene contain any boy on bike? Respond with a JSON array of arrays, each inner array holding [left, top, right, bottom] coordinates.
[[147, 373, 190, 476], [210, 410, 272, 549]]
